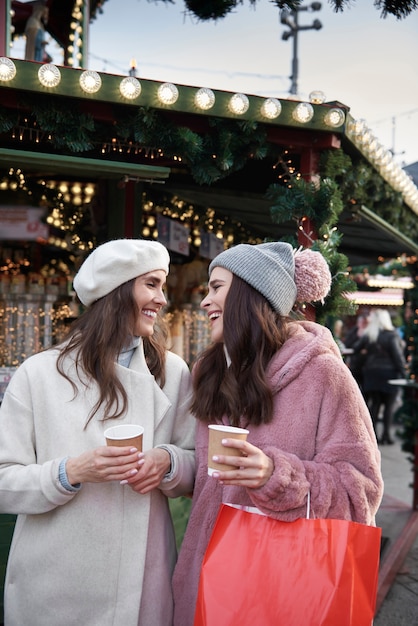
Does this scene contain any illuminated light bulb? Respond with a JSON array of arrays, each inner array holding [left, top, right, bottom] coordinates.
[[324, 108, 345, 128], [157, 83, 179, 105], [0, 57, 16, 81], [309, 90, 326, 104], [292, 102, 314, 123], [346, 118, 367, 137], [119, 76, 142, 100], [228, 93, 249, 115], [372, 144, 385, 161], [364, 137, 379, 154], [356, 129, 373, 147], [38, 64, 61, 88], [260, 97, 282, 120], [194, 87, 215, 111], [79, 70, 102, 94]]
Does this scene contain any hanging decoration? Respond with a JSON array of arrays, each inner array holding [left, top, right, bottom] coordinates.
[[142, 189, 262, 248]]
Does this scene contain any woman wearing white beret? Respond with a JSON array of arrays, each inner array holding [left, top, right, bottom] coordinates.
[[0, 239, 195, 626]]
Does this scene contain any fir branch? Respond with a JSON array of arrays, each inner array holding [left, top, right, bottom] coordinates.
[[266, 177, 343, 228], [30, 99, 95, 152], [0, 105, 18, 133]]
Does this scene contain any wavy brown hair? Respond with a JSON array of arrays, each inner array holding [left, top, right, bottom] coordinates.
[[56, 278, 167, 424], [191, 275, 291, 426]]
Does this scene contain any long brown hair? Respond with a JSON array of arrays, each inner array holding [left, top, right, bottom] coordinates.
[[56, 278, 167, 424], [191, 275, 291, 426]]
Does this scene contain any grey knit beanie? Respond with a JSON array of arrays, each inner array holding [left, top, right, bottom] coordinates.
[[209, 242, 297, 315], [73, 239, 170, 306]]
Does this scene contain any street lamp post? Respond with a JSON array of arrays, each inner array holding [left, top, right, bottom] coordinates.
[[281, 2, 322, 96]]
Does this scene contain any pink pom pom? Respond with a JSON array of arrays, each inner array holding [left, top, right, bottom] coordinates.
[[294, 249, 331, 303]]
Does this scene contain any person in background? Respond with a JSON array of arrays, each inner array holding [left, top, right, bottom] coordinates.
[[332, 318, 346, 354], [345, 312, 369, 393], [353, 308, 406, 444], [0, 239, 195, 626], [172, 242, 383, 626]]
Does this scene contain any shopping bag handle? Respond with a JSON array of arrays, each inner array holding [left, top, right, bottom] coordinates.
[[225, 492, 312, 519]]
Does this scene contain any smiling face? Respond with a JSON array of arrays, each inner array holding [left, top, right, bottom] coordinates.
[[201, 266, 233, 343], [133, 270, 167, 337]]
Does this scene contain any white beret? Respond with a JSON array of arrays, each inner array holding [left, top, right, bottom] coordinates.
[[73, 239, 170, 306]]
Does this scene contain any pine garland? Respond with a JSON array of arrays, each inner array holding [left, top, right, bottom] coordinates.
[[266, 176, 343, 226], [31, 101, 96, 153]]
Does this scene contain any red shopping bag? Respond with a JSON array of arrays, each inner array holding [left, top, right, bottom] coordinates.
[[194, 503, 381, 626]]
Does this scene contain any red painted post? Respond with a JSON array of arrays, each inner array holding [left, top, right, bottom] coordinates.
[[298, 149, 320, 322]]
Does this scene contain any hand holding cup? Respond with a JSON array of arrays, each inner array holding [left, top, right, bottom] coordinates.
[[208, 425, 249, 476], [105, 424, 144, 452]]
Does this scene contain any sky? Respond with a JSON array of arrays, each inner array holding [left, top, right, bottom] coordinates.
[[11, 0, 418, 166]]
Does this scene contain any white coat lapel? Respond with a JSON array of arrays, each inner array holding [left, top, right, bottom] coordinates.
[[118, 341, 171, 448]]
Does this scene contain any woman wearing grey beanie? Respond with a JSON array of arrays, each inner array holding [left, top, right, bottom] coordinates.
[[173, 241, 383, 626], [0, 239, 195, 626]]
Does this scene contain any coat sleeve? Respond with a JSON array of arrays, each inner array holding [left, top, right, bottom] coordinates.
[[0, 364, 77, 514], [245, 355, 383, 525]]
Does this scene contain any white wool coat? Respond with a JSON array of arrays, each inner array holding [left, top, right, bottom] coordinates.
[[0, 342, 195, 626]]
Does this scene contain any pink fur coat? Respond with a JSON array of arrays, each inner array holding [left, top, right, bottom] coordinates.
[[173, 320, 383, 626]]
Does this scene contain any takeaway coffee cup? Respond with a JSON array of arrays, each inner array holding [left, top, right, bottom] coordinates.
[[208, 424, 249, 476], [104, 424, 144, 452]]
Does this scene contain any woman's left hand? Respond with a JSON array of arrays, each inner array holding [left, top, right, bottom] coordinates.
[[210, 439, 273, 488], [122, 447, 171, 494]]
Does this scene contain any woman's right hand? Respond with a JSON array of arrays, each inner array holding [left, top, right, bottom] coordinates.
[[66, 446, 141, 486]]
